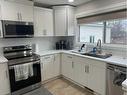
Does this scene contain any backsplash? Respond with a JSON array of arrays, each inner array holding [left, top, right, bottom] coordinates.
[[0, 36, 74, 54], [0, 37, 59, 54]]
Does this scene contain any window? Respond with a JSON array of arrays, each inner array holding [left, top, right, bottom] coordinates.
[[79, 19, 127, 45]]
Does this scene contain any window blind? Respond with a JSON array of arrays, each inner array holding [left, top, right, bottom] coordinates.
[[77, 9, 127, 24]]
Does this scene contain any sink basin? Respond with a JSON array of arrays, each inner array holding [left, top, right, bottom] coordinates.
[[82, 52, 112, 59]]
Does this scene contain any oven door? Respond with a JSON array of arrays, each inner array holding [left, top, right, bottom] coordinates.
[[8, 60, 41, 93]]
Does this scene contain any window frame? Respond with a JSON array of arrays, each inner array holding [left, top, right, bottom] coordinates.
[[77, 20, 127, 47]]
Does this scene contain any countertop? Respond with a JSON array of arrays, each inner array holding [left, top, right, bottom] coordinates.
[[0, 54, 8, 64], [36, 50, 127, 67], [122, 79, 127, 91]]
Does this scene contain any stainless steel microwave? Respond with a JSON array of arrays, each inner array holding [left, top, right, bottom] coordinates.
[[0, 20, 34, 38]]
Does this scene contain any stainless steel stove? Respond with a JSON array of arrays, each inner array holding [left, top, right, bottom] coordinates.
[[3, 45, 42, 95]]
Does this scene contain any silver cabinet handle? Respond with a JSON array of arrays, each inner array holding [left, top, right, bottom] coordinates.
[[67, 56, 72, 59], [0, 29, 1, 37], [43, 29, 47, 35], [85, 65, 89, 73], [44, 56, 51, 59], [87, 66, 89, 73], [72, 62, 74, 68], [17, 13, 20, 20], [6, 70, 9, 79], [20, 13, 22, 21], [85, 65, 87, 72]]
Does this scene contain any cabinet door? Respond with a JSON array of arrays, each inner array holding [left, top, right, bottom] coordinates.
[[53, 54, 60, 77], [67, 6, 75, 36], [88, 60, 106, 95], [0, 64, 10, 95], [73, 56, 88, 87], [18, 4, 33, 22], [0, 1, 18, 21], [34, 7, 53, 37], [54, 7, 67, 36], [41, 55, 54, 81], [61, 54, 74, 80], [0, 21, 3, 38], [44, 9, 53, 36]]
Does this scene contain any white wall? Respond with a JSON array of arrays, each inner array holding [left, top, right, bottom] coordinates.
[[76, 0, 125, 14], [0, 37, 59, 54]]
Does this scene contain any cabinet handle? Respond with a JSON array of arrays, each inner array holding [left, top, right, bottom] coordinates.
[[67, 56, 72, 58], [85, 65, 89, 73], [53, 55, 55, 64], [72, 62, 74, 68], [17, 13, 20, 20], [20, 13, 22, 21], [44, 56, 51, 59], [87, 66, 89, 73], [85, 65, 87, 72], [6, 70, 8, 79], [43, 29, 47, 35], [0, 29, 1, 37]]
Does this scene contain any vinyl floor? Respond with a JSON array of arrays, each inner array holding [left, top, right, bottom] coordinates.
[[44, 78, 94, 95]]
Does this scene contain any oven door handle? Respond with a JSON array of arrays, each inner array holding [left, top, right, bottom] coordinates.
[[9, 60, 40, 69]]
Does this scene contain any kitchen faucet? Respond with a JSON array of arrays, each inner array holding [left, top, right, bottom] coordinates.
[[96, 39, 102, 54]]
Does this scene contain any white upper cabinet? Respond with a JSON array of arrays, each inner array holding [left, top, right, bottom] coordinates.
[[34, 7, 54, 37], [53, 6, 75, 36], [0, 0, 33, 22]]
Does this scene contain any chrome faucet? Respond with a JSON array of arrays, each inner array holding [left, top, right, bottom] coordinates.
[[96, 39, 102, 54]]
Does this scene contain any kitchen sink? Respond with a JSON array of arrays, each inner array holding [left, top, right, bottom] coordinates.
[[82, 52, 112, 59]]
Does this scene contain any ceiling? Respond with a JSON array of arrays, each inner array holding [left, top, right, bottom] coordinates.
[[35, 0, 92, 6]]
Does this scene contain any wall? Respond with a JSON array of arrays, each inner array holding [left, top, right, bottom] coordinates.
[[0, 36, 74, 54], [0, 37, 59, 54], [76, 0, 125, 14]]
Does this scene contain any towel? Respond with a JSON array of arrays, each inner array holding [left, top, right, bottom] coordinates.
[[14, 63, 34, 81]]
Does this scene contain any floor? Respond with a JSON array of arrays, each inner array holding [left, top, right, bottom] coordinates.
[[44, 78, 94, 95]]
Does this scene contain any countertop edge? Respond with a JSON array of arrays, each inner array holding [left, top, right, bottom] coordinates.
[[36, 50, 127, 67]]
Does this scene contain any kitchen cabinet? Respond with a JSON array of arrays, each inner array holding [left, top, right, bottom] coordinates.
[[53, 6, 75, 36], [34, 7, 53, 37], [0, 63, 10, 95], [61, 53, 74, 80], [53, 54, 61, 77], [0, 0, 33, 22], [61, 53, 106, 95], [41, 54, 60, 82], [73, 56, 88, 87], [0, 21, 3, 38], [88, 60, 106, 95]]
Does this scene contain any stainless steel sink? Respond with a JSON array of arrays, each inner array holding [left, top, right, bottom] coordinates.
[[82, 52, 112, 59]]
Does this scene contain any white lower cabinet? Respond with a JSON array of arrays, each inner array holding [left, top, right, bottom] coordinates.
[[41, 54, 60, 82], [73, 56, 88, 87], [61, 53, 106, 95], [0, 63, 10, 95], [88, 60, 106, 95], [61, 54, 74, 80]]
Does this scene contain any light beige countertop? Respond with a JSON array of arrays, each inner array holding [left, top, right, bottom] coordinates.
[[0, 54, 8, 64], [36, 50, 127, 67], [122, 79, 127, 91]]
